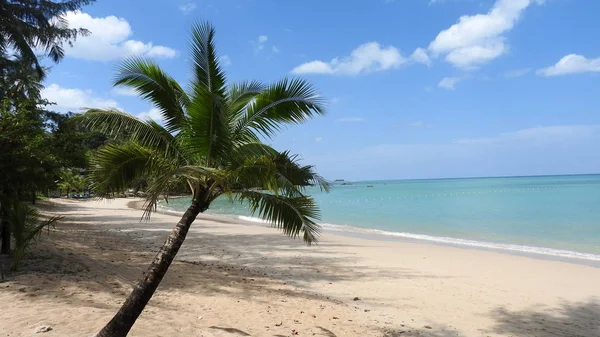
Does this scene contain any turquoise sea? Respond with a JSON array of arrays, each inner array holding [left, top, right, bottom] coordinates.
[[161, 175, 600, 261]]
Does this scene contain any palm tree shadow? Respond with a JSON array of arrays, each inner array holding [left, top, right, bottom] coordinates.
[[380, 325, 461, 337], [316, 326, 337, 336], [209, 326, 251, 336], [487, 298, 600, 337]]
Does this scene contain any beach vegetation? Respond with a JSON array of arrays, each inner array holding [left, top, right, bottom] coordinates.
[[78, 21, 329, 337], [5, 200, 62, 270], [0, 0, 96, 79], [1, 0, 96, 262]]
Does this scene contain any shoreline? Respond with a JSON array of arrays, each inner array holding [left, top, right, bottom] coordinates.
[[143, 199, 600, 267], [3, 198, 600, 337]]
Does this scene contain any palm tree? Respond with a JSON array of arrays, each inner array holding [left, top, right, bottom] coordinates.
[[79, 21, 329, 337], [0, 0, 95, 78], [6, 200, 62, 270], [0, 54, 45, 103]]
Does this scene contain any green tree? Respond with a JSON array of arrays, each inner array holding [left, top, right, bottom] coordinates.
[[57, 168, 77, 196], [0, 54, 45, 103], [0, 0, 95, 79], [0, 99, 57, 253], [79, 21, 329, 337]]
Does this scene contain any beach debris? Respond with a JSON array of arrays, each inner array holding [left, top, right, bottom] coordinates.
[[364, 309, 370, 312], [311, 314, 316, 318], [353, 297, 360, 301], [423, 325, 433, 329], [332, 316, 339, 319], [35, 326, 53, 333], [275, 322, 283, 327], [291, 329, 299, 335]]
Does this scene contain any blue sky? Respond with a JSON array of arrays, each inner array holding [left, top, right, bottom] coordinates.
[[41, 0, 600, 180]]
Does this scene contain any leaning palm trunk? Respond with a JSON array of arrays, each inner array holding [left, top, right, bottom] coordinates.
[[97, 202, 204, 337], [80, 21, 329, 336]]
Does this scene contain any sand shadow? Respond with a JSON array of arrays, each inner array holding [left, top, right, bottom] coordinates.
[[316, 326, 337, 336], [209, 326, 251, 336], [487, 298, 600, 337]]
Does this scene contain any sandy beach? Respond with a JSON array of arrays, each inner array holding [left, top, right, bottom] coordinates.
[[1, 198, 599, 337]]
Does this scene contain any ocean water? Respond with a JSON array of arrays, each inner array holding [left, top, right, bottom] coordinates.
[[160, 175, 600, 261]]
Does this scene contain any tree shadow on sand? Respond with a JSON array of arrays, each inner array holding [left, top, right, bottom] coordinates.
[[2, 208, 446, 314], [209, 326, 251, 336], [486, 298, 600, 337], [380, 324, 461, 337]]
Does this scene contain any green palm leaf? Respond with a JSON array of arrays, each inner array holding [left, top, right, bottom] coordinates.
[[77, 108, 183, 159], [227, 80, 266, 123], [114, 57, 189, 133], [233, 78, 326, 141], [189, 21, 227, 95], [237, 191, 322, 244], [90, 142, 176, 195]]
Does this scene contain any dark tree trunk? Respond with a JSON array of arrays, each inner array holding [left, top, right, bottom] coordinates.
[[0, 200, 9, 255], [96, 201, 206, 337]]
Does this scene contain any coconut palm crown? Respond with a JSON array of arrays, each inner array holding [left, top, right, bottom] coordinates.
[[80, 21, 330, 244]]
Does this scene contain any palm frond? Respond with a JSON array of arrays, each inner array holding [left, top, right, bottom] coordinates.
[[7, 201, 63, 270], [229, 142, 279, 164], [233, 78, 326, 141], [76, 108, 183, 160], [272, 151, 332, 193], [189, 21, 227, 95], [180, 84, 232, 165], [229, 150, 331, 195], [226, 81, 266, 122], [90, 142, 176, 195], [237, 191, 321, 244], [114, 57, 189, 133]]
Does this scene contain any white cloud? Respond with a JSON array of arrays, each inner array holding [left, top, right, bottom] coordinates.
[[61, 11, 177, 61], [219, 55, 232, 66], [255, 35, 273, 53], [410, 48, 431, 66], [112, 86, 138, 97], [336, 117, 365, 122], [42, 83, 121, 112], [137, 108, 163, 121], [179, 2, 197, 14], [291, 42, 405, 75], [537, 54, 600, 77], [438, 76, 463, 90], [428, 0, 543, 69], [503, 68, 531, 78], [315, 137, 323, 143]]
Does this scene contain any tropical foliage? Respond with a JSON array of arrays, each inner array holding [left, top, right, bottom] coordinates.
[[0, 0, 95, 79], [6, 200, 62, 270], [81, 22, 330, 242], [57, 169, 88, 196], [78, 21, 328, 336], [1, 0, 94, 258]]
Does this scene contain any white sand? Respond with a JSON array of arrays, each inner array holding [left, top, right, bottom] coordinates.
[[1, 198, 599, 337]]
